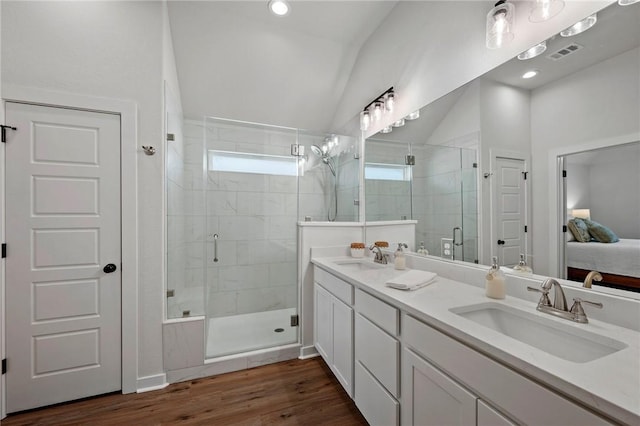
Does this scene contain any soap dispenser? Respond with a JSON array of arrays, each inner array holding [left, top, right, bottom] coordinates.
[[512, 253, 533, 274], [485, 256, 506, 299], [394, 243, 408, 270], [417, 241, 429, 256]]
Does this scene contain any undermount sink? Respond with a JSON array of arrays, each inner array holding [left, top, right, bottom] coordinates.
[[450, 303, 627, 363], [333, 259, 385, 272]]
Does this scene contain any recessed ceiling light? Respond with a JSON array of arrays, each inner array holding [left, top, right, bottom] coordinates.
[[405, 110, 420, 120], [517, 41, 547, 60], [268, 0, 290, 17], [522, 70, 539, 79], [618, 0, 639, 5], [560, 13, 597, 37]]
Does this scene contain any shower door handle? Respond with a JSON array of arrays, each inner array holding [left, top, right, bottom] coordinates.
[[453, 227, 463, 246], [213, 234, 219, 263]]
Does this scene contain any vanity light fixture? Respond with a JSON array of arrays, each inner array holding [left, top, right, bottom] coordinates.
[[529, 0, 565, 23], [560, 14, 597, 37], [268, 0, 290, 16], [618, 0, 639, 5], [359, 87, 395, 131], [486, 0, 515, 49], [517, 41, 547, 60], [522, 70, 539, 79], [405, 110, 420, 120]]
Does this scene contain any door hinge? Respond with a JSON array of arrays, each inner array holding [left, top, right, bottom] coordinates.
[[522, 171, 528, 180], [290, 314, 299, 327], [563, 225, 568, 233], [0, 124, 17, 143], [1, 243, 6, 258], [405, 154, 415, 166], [2, 358, 6, 375], [166, 133, 175, 142], [562, 170, 567, 178], [524, 225, 528, 233], [290, 144, 304, 157], [472, 163, 478, 168], [166, 289, 175, 298]]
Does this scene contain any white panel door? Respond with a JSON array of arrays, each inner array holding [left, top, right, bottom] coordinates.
[[494, 157, 527, 267], [5, 102, 122, 412]]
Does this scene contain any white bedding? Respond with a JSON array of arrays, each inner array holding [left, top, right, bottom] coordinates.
[[567, 238, 640, 278]]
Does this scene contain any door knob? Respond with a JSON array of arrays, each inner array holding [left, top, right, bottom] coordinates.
[[103, 263, 117, 273], [497, 240, 505, 245]]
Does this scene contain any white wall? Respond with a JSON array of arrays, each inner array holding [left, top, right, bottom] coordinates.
[[566, 163, 591, 212], [1, 1, 165, 383], [531, 47, 640, 275]]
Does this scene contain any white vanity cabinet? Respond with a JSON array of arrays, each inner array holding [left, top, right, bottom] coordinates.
[[402, 314, 610, 426], [354, 289, 400, 425], [313, 266, 354, 396]]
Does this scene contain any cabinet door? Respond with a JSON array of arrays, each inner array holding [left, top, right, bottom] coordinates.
[[402, 348, 477, 426], [332, 298, 353, 396], [477, 400, 516, 426], [314, 284, 333, 363]]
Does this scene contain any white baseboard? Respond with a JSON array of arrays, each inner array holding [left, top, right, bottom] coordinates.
[[299, 345, 319, 359], [136, 373, 168, 393]]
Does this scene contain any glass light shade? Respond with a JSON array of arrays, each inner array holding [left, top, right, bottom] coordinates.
[[405, 110, 420, 120], [380, 125, 393, 134], [268, 0, 290, 16], [385, 93, 395, 112], [392, 118, 405, 127], [517, 41, 547, 60], [529, 0, 565, 23], [572, 209, 591, 219], [486, 1, 515, 49], [618, 0, 639, 5], [360, 111, 370, 131], [560, 14, 597, 37], [372, 102, 383, 122]]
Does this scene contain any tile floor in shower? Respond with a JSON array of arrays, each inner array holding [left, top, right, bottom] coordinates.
[[206, 307, 298, 358]]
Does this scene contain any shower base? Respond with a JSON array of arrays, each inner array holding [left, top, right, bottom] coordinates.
[[206, 307, 298, 359]]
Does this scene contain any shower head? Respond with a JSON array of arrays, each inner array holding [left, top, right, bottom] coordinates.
[[311, 144, 324, 157], [310, 144, 336, 176]]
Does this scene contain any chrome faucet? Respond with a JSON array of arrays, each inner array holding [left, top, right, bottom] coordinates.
[[369, 244, 389, 264], [527, 278, 603, 323], [583, 270, 603, 288]]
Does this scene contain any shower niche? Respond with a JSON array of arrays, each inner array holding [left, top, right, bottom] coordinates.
[[166, 116, 358, 361]]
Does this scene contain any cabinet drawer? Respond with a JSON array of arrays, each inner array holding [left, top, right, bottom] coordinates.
[[355, 313, 399, 397], [355, 361, 399, 426], [355, 288, 399, 336], [477, 400, 516, 426], [314, 266, 353, 304], [403, 314, 610, 425]]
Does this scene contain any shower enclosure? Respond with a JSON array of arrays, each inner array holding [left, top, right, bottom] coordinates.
[[166, 116, 357, 359], [365, 138, 478, 263]]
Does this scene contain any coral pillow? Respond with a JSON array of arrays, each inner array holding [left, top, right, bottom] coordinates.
[[584, 219, 620, 243], [567, 218, 591, 243]]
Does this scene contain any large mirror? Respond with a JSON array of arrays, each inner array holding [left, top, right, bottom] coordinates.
[[365, 1, 640, 293]]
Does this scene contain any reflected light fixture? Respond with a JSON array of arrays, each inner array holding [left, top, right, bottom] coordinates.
[[359, 87, 395, 131], [560, 14, 597, 37], [517, 41, 547, 60], [405, 110, 420, 120], [486, 0, 515, 49], [618, 0, 639, 5], [529, 0, 565, 23], [522, 70, 539, 79], [392, 118, 405, 127], [268, 0, 290, 16], [572, 209, 591, 219], [380, 125, 393, 134]]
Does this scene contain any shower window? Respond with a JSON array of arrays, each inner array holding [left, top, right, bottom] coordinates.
[[365, 163, 411, 181], [208, 150, 301, 177]]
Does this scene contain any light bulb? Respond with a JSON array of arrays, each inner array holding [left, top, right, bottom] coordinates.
[[360, 111, 370, 131], [406, 110, 420, 120], [529, 0, 564, 23], [268, 0, 290, 16], [517, 41, 547, 60], [385, 92, 395, 113], [560, 14, 597, 37], [486, 1, 515, 49], [372, 102, 383, 122]]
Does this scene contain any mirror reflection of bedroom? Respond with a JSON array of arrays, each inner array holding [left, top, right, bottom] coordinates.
[[563, 141, 640, 292]]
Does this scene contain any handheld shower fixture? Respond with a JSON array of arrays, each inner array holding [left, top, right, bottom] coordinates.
[[310, 144, 336, 176]]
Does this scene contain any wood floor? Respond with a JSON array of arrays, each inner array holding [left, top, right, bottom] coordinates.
[[3, 357, 368, 426]]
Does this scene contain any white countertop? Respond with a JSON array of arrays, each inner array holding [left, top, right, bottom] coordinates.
[[311, 255, 640, 425]]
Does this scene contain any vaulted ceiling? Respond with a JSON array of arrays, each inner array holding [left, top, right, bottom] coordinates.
[[167, 1, 398, 132]]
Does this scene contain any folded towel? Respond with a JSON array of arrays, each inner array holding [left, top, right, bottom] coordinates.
[[386, 270, 437, 291]]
